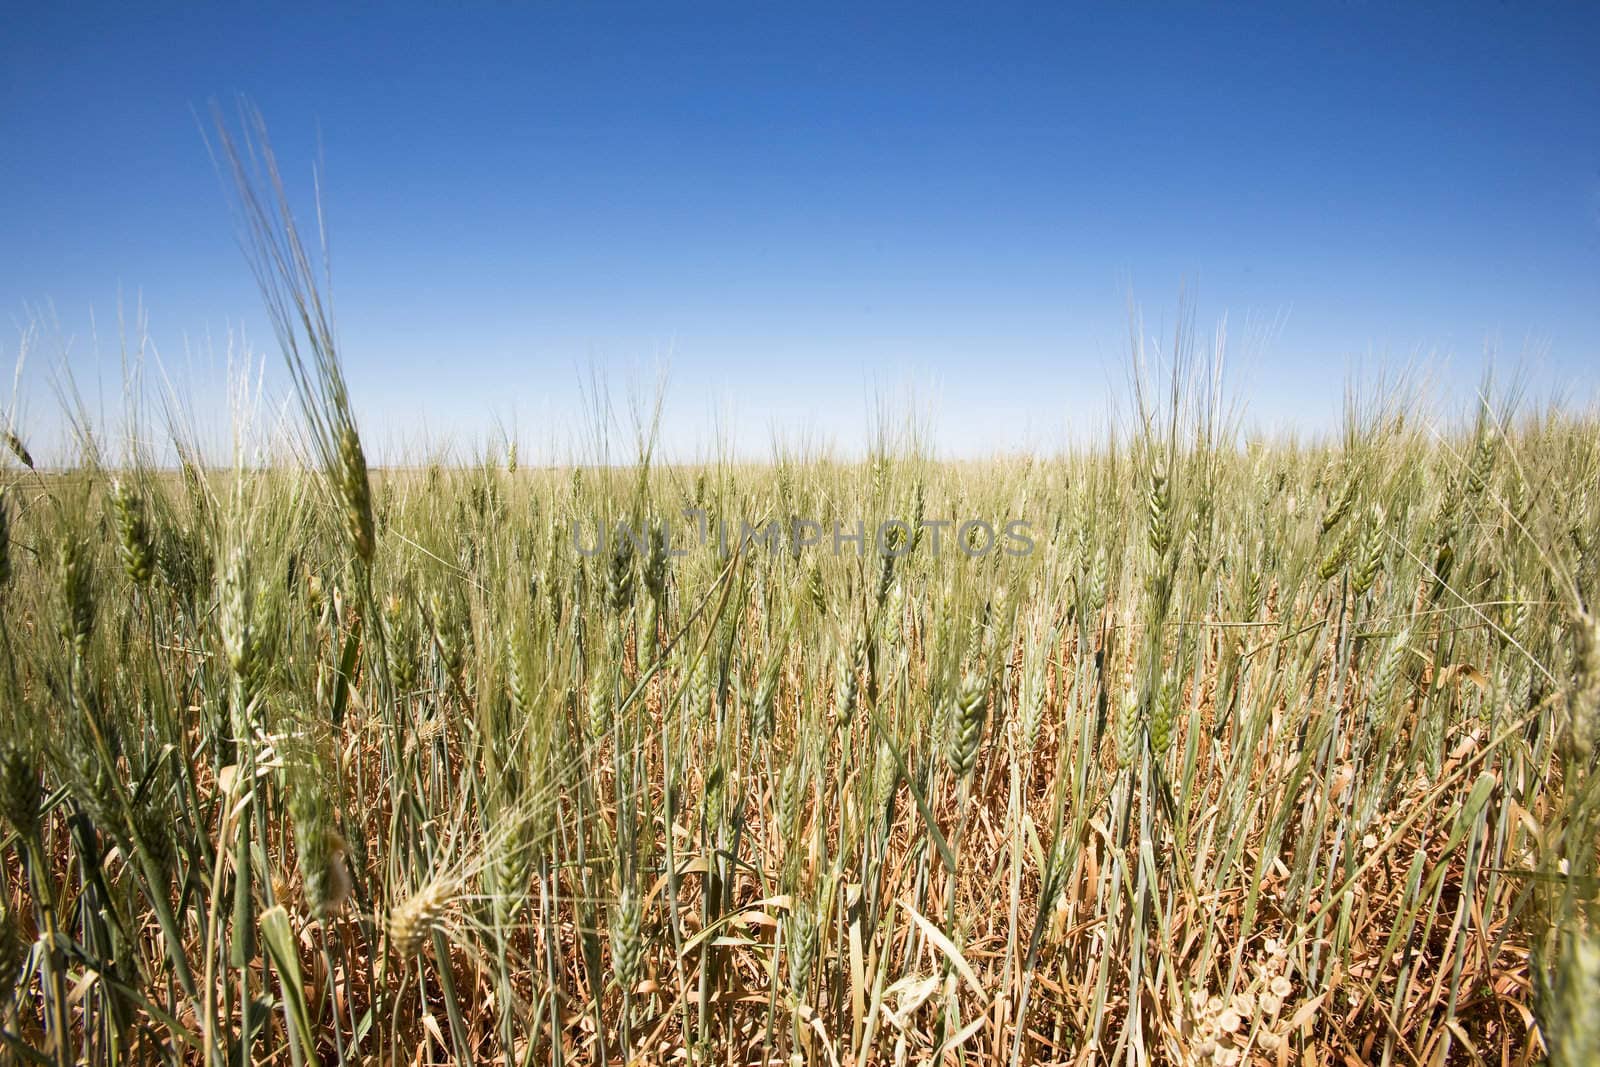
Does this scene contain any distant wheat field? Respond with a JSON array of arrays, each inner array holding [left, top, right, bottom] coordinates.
[[0, 125, 1596, 1066]]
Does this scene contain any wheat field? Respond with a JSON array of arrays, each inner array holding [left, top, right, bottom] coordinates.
[[0, 136, 1598, 1067]]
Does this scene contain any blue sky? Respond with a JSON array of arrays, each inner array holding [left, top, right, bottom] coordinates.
[[3, 3, 1598, 461]]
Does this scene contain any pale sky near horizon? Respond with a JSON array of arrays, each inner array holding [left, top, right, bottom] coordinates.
[[3, 3, 1598, 463]]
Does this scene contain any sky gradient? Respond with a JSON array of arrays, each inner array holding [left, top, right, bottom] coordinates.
[[3, 3, 1598, 461]]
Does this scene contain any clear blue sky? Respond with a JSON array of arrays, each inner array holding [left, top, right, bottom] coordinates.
[[3, 3, 1598, 461]]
